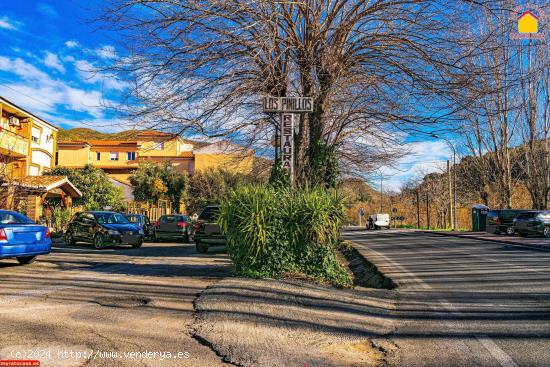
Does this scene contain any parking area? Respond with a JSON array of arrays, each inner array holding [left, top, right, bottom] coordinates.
[[0, 241, 232, 367]]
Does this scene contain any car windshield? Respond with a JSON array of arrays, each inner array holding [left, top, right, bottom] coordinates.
[[0, 212, 34, 224], [125, 215, 141, 224], [94, 213, 130, 224], [199, 207, 220, 221], [161, 215, 186, 223]]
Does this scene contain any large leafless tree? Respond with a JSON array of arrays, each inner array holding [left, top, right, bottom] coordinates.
[[100, 0, 491, 186]]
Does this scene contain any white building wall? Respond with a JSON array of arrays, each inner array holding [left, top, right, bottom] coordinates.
[[29, 119, 57, 175]]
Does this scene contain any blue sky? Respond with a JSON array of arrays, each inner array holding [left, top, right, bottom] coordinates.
[[0, 1, 453, 190], [0, 0, 125, 131]]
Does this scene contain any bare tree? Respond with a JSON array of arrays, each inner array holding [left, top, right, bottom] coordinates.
[[516, 28, 550, 209], [99, 0, 491, 185]]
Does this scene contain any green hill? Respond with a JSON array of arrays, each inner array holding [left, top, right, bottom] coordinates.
[[57, 128, 207, 147]]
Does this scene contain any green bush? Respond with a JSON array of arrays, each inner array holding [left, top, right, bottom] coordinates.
[[51, 206, 72, 233], [219, 185, 351, 287]]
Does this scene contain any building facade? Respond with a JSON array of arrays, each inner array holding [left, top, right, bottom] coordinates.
[[56, 131, 255, 182], [0, 97, 81, 220], [0, 97, 58, 178]]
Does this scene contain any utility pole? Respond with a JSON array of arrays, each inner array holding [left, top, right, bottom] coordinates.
[[447, 160, 453, 230], [453, 150, 457, 230], [426, 192, 430, 229], [379, 175, 383, 212], [416, 189, 420, 228]]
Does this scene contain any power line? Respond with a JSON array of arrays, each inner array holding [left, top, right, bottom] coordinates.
[[0, 78, 56, 109]]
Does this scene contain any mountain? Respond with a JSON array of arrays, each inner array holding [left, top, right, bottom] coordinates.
[[57, 128, 208, 147]]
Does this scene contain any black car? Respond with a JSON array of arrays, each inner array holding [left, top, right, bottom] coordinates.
[[514, 211, 550, 238], [65, 211, 143, 249], [124, 214, 153, 240], [193, 205, 226, 253], [486, 209, 525, 235], [152, 214, 190, 243]]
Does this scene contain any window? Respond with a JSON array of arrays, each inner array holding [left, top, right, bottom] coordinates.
[[127, 151, 136, 161], [96, 152, 101, 161], [31, 127, 41, 144], [110, 152, 119, 161], [154, 142, 164, 150]]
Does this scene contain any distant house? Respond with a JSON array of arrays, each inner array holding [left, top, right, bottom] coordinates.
[[56, 130, 255, 181], [518, 11, 539, 34]]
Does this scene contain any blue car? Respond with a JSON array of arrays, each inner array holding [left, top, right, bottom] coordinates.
[[0, 210, 52, 265]]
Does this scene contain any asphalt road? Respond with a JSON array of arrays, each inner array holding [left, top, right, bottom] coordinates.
[[343, 229, 550, 367], [0, 241, 232, 367]]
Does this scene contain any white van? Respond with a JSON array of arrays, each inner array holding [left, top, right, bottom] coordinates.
[[371, 213, 390, 229]]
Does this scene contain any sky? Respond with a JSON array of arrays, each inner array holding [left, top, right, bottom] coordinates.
[[0, 1, 453, 191]]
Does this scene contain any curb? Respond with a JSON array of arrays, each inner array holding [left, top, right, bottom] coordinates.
[[423, 231, 550, 252]]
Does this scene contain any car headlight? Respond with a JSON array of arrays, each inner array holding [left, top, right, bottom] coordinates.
[[108, 229, 120, 235]]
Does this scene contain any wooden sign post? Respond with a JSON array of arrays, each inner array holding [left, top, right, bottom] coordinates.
[[262, 96, 314, 184]]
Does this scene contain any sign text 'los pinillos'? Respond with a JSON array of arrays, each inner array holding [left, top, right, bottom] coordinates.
[[262, 96, 314, 113], [263, 96, 314, 182]]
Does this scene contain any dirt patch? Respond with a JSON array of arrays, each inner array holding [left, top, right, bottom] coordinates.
[[93, 296, 152, 308], [320, 340, 386, 367], [338, 241, 396, 289]]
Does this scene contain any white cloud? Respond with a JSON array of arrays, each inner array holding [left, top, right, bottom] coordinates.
[[43, 51, 65, 73], [36, 3, 59, 18], [65, 40, 79, 49], [0, 56, 109, 121], [0, 16, 22, 31], [75, 59, 128, 91], [379, 140, 452, 192], [95, 45, 117, 59]]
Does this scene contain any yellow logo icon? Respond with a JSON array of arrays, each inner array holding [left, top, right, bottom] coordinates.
[[518, 11, 539, 34]]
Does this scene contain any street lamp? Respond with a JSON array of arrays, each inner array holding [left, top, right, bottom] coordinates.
[[432, 134, 457, 231]]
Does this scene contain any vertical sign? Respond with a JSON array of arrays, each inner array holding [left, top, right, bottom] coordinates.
[[280, 113, 294, 179], [263, 96, 313, 186]]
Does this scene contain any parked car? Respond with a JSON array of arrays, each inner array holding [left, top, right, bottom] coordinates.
[[152, 214, 190, 243], [0, 210, 52, 265], [124, 214, 153, 240], [65, 211, 143, 249], [193, 205, 226, 253], [486, 209, 525, 235], [513, 211, 550, 238], [371, 213, 390, 230]]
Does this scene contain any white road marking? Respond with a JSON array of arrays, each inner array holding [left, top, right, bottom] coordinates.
[[357, 243, 519, 367], [477, 336, 519, 367]]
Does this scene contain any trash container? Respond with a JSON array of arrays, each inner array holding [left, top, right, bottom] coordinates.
[[472, 204, 489, 232]]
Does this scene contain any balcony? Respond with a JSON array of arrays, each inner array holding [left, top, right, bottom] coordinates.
[[0, 128, 28, 158]]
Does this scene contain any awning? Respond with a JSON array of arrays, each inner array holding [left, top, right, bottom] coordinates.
[[15, 176, 82, 198]]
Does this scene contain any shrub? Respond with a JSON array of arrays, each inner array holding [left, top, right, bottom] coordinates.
[[50, 206, 72, 233], [219, 185, 351, 287]]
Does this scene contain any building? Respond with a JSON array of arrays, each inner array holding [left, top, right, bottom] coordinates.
[[0, 97, 81, 219], [56, 130, 255, 182], [56, 140, 140, 182], [194, 140, 254, 173], [1, 97, 59, 177]]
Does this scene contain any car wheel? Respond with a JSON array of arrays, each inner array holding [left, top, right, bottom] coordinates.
[[506, 226, 515, 236], [196, 242, 208, 253], [132, 241, 143, 248], [65, 231, 75, 245], [94, 234, 105, 249], [544, 226, 550, 238], [17, 256, 37, 265]]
